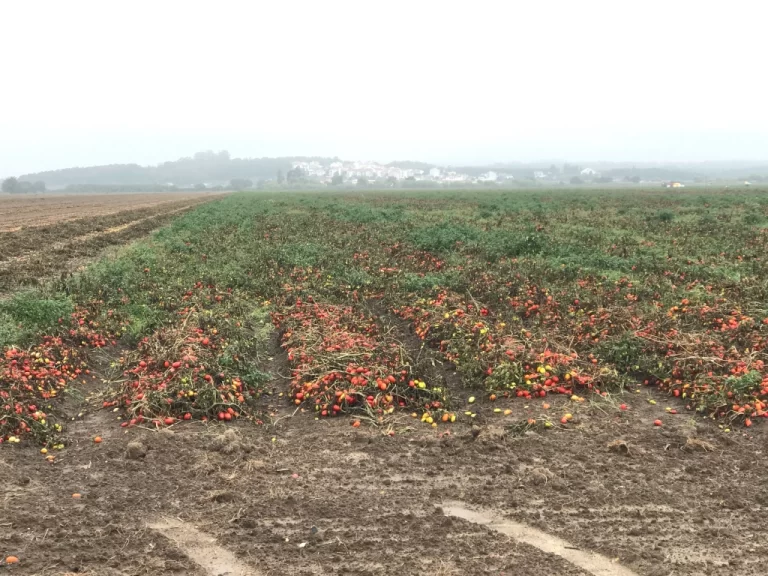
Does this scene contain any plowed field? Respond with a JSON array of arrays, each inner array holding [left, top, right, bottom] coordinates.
[[0, 193, 224, 233], [0, 193, 224, 292]]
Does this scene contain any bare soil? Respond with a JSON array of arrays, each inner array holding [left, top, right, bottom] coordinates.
[[1, 349, 765, 576], [0, 193, 225, 233], [0, 193, 224, 293]]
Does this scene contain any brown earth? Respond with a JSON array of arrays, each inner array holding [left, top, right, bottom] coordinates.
[[1, 341, 765, 576], [0, 193, 225, 233], [0, 193, 225, 293]]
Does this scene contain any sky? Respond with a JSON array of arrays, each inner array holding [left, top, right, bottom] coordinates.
[[1, 0, 766, 177]]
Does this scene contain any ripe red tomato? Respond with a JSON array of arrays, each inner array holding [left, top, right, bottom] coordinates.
[[164, 417, 174, 425]]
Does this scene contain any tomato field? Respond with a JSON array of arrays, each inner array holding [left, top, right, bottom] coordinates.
[[2, 188, 768, 575]]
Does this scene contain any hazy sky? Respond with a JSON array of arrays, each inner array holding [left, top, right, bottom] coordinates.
[[1, 0, 766, 176]]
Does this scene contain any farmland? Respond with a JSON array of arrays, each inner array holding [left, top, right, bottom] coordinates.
[[2, 188, 768, 575], [0, 192, 225, 294]]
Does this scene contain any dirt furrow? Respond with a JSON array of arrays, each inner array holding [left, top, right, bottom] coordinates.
[[0, 198, 213, 263], [0, 205, 198, 292], [0, 192, 225, 233]]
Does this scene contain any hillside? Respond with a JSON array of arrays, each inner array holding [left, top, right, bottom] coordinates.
[[18, 151, 337, 188]]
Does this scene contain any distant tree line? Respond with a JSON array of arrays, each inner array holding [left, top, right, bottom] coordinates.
[[17, 151, 338, 188], [61, 184, 225, 193], [229, 178, 253, 189], [2, 177, 46, 194]]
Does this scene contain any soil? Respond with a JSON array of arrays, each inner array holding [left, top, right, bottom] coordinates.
[[2, 336, 766, 576], [0, 193, 225, 293], [0, 192, 226, 233]]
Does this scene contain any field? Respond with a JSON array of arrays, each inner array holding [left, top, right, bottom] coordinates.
[[2, 188, 768, 575], [0, 192, 225, 294]]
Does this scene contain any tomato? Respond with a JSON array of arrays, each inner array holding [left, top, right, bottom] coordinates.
[[653, 419, 662, 426], [164, 417, 174, 425]]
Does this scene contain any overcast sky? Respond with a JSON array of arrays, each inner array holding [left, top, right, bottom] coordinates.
[[1, 0, 766, 176]]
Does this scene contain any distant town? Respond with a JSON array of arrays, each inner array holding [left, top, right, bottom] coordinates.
[[291, 160, 480, 185], [287, 160, 618, 186], [286, 160, 696, 188]]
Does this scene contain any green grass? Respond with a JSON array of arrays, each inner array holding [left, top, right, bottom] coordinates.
[[0, 292, 73, 348]]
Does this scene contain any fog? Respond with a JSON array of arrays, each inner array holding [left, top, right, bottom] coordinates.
[[1, 0, 766, 177]]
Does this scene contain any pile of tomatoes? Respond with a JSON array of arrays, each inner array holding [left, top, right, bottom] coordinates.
[[0, 308, 115, 446], [274, 298, 446, 420]]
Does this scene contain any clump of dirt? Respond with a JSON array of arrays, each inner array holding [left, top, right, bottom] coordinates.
[[209, 428, 251, 454], [125, 440, 147, 459], [607, 439, 630, 455], [684, 437, 716, 452]]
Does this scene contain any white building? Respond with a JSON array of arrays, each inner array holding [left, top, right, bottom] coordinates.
[[480, 171, 498, 182], [580, 167, 598, 176], [429, 167, 441, 178]]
